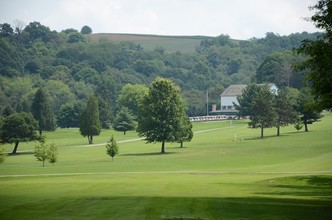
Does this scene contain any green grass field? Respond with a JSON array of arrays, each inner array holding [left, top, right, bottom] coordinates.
[[88, 33, 214, 52], [0, 113, 332, 219]]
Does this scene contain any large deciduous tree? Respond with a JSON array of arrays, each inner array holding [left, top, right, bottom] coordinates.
[[31, 87, 56, 135], [298, 0, 332, 110], [236, 84, 276, 138], [0, 112, 40, 154], [118, 84, 149, 118], [79, 96, 101, 144], [137, 77, 189, 153]]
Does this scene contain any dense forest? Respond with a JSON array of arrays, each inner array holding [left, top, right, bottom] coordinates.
[[0, 21, 321, 127]]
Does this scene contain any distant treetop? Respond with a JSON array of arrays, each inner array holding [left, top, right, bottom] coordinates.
[[81, 25, 92, 34]]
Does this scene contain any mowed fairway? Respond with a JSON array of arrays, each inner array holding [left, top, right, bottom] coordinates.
[[0, 113, 332, 219]]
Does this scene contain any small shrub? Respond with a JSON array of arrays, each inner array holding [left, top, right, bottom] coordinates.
[[294, 115, 303, 132], [106, 135, 119, 161]]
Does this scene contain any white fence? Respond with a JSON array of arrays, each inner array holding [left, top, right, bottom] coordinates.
[[189, 115, 229, 122]]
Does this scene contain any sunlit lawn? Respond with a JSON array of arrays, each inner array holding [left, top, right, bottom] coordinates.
[[0, 113, 331, 219]]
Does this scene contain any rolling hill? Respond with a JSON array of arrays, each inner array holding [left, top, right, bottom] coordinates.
[[88, 33, 214, 52]]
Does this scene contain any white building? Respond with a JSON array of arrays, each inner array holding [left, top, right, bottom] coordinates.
[[216, 83, 278, 115]]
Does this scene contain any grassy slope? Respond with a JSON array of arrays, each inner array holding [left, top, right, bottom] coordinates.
[[0, 113, 331, 219], [88, 33, 214, 52]]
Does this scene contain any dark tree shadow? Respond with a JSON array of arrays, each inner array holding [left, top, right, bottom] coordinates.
[[121, 152, 177, 156]]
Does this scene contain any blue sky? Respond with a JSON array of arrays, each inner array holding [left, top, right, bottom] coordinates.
[[0, 0, 320, 40]]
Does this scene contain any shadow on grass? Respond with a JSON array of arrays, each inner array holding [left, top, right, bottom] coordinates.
[[256, 175, 332, 198], [121, 152, 177, 156], [2, 195, 332, 220], [8, 151, 34, 156]]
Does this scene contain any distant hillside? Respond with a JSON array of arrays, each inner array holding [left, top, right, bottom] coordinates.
[[88, 33, 214, 52]]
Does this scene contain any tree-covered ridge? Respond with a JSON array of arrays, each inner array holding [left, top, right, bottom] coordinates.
[[0, 21, 321, 119]]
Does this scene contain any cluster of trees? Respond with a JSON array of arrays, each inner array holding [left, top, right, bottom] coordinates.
[[34, 140, 58, 167], [80, 77, 193, 153], [1, 0, 331, 156], [0, 20, 321, 123], [297, 0, 332, 110], [236, 85, 321, 138]]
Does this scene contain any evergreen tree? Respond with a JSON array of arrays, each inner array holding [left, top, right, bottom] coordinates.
[[236, 84, 276, 138], [137, 77, 188, 153], [113, 107, 136, 135], [79, 96, 101, 144], [295, 88, 322, 132], [275, 89, 297, 136], [31, 88, 56, 135]]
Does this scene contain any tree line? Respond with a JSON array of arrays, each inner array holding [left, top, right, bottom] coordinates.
[[0, 77, 192, 154], [0, 20, 321, 122], [1, 0, 331, 157], [236, 85, 321, 138]]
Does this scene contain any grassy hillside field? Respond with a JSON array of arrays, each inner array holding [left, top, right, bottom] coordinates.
[[88, 33, 214, 52], [0, 113, 331, 219]]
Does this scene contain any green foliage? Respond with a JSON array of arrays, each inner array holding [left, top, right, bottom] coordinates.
[[106, 135, 119, 161], [0, 20, 323, 123], [117, 84, 149, 118], [113, 107, 136, 135], [80, 96, 101, 144], [34, 139, 49, 167], [137, 77, 188, 153], [0, 112, 39, 153], [47, 142, 58, 165], [58, 102, 83, 128], [298, 0, 332, 109], [31, 87, 56, 135], [236, 84, 277, 138], [255, 52, 305, 88], [81, 25, 92, 34], [177, 116, 193, 148], [67, 32, 86, 43], [34, 140, 58, 166], [295, 88, 322, 132], [275, 89, 297, 136], [294, 115, 304, 132]]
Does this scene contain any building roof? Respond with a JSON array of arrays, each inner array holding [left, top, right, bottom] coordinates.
[[221, 83, 278, 97], [221, 84, 247, 96]]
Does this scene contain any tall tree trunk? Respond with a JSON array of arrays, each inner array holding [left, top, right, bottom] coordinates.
[[161, 141, 165, 154], [88, 135, 93, 144], [304, 122, 309, 132], [277, 126, 280, 136], [12, 141, 19, 154], [261, 125, 264, 138], [124, 131, 126, 135], [180, 141, 183, 148]]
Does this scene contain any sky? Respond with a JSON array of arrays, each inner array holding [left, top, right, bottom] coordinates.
[[0, 0, 321, 40]]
